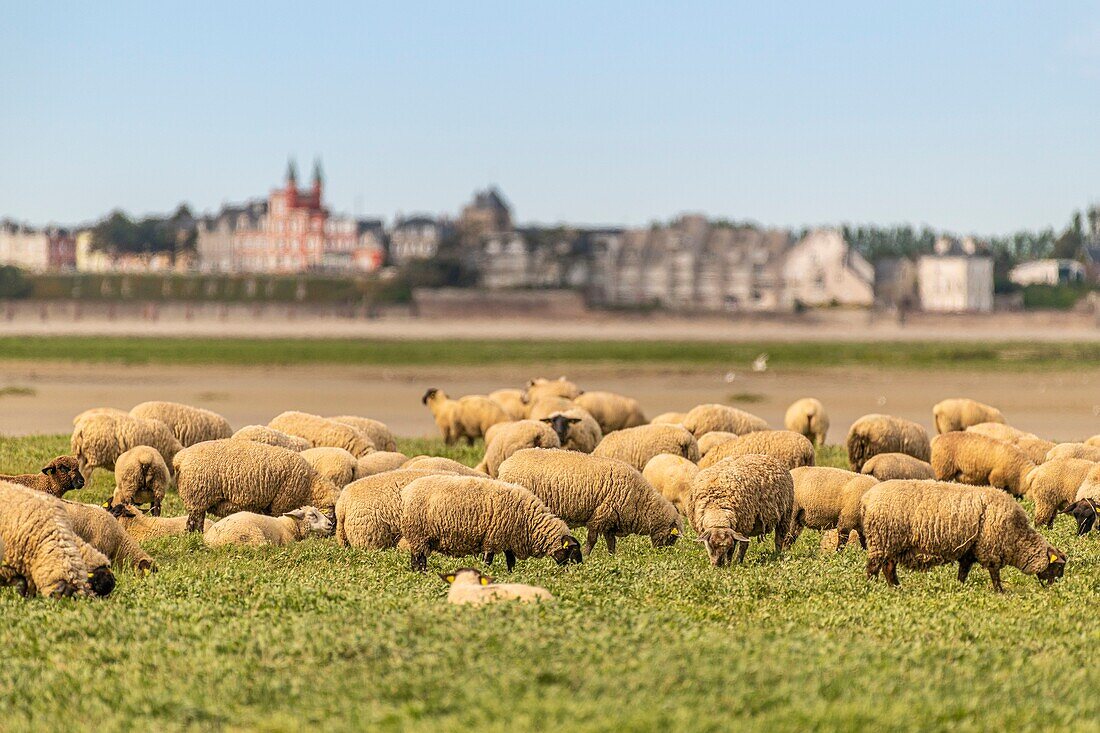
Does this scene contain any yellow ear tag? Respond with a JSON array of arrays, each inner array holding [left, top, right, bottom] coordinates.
[[87, 573, 94, 579], [562, 540, 571, 549], [143, 567, 151, 576], [670, 527, 680, 536], [1049, 552, 1059, 563], [479, 577, 489, 586], [101, 502, 110, 508], [444, 574, 456, 584]]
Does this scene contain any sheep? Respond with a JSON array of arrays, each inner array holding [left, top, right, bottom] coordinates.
[[1063, 466, 1100, 535], [523, 376, 583, 403], [204, 507, 333, 548], [1087, 435, 1100, 448], [860, 453, 935, 481], [129, 400, 233, 447], [60, 501, 157, 573], [268, 411, 375, 457], [72, 407, 128, 426], [328, 416, 399, 453], [930, 431, 1036, 496], [422, 388, 511, 445], [497, 448, 682, 555], [860, 479, 1066, 592], [173, 439, 340, 532], [336, 469, 449, 550], [525, 396, 576, 421], [846, 414, 930, 472], [356, 451, 410, 477], [699, 430, 815, 471], [591, 423, 700, 472], [0, 481, 115, 599], [487, 389, 528, 420], [642, 454, 699, 514], [71, 412, 183, 478], [0, 455, 85, 498], [784, 398, 829, 447], [788, 466, 878, 550], [476, 420, 561, 477], [439, 568, 554, 606], [1022, 458, 1096, 528], [400, 474, 584, 572], [300, 447, 361, 489], [231, 425, 311, 452], [573, 391, 646, 433], [1045, 443, 1100, 463], [650, 412, 687, 425], [540, 408, 602, 453], [966, 423, 1054, 465], [932, 398, 1006, 434], [681, 403, 769, 439], [402, 456, 484, 476], [697, 431, 740, 456], [819, 529, 863, 554], [686, 454, 795, 566], [114, 505, 211, 541], [110, 446, 171, 516]]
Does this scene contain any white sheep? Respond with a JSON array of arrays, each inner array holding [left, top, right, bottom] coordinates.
[[204, 507, 333, 548]]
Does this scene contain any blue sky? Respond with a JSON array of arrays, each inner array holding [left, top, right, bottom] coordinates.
[[2, 1, 1098, 234]]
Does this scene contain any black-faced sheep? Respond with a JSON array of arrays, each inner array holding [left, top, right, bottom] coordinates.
[[476, 420, 561, 477], [71, 412, 183, 478], [336, 468, 448, 550], [61, 501, 157, 573], [788, 466, 878, 550], [540, 408, 602, 453], [1023, 458, 1096, 528]]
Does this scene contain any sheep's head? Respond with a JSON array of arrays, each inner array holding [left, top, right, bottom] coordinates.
[[650, 515, 684, 548], [440, 568, 491, 587], [1063, 498, 1098, 536], [106, 503, 137, 519], [86, 566, 116, 598], [540, 414, 580, 445], [42, 455, 84, 496], [1035, 546, 1067, 586], [697, 528, 749, 567], [550, 535, 583, 566], [421, 388, 441, 406], [285, 506, 334, 538]]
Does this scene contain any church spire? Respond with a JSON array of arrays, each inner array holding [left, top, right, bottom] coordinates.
[[312, 158, 324, 187], [286, 157, 298, 185]]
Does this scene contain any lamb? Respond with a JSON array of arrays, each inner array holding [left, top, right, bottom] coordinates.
[[540, 408, 602, 453], [356, 451, 410, 477], [573, 391, 646, 433], [402, 456, 484, 476], [699, 430, 815, 471], [487, 389, 529, 420], [300, 447, 362, 489], [686, 454, 795, 566], [173, 439, 340, 532], [787, 466, 877, 550], [845, 414, 930, 472], [860, 479, 1066, 592], [60, 501, 157, 573], [525, 396, 576, 421], [642, 454, 699, 514], [650, 412, 688, 425], [129, 400, 233, 447], [497, 448, 682, 555], [439, 568, 554, 606], [422, 388, 511, 445], [268, 411, 375, 457], [231, 425, 311, 452], [784, 398, 829, 447], [932, 398, 1006, 434], [0, 455, 85, 498], [860, 453, 935, 481], [930, 431, 1036, 496], [114, 505, 211, 541], [1022, 458, 1096, 528], [400, 474, 584, 572], [110, 446, 171, 516], [328, 416, 399, 453], [204, 507, 333, 548], [475, 420, 561, 477], [591, 423, 700, 472], [336, 468, 453, 550], [71, 412, 183, 478], [523, 376, 583, 403], [1045, 443, 1100, 463], [696, 431, 740, 456], [681, 403, 769, 439]]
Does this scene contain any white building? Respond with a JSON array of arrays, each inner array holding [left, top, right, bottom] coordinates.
[[917, 237, 994, 312], [1009, 259, 1085, 287], [782, 229, 874, 307], [0, 220, 49, 270], [389, 216, 448, 265]]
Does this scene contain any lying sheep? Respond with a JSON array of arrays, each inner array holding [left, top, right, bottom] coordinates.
[[591, 423, 700, 472], [540, 408, 602, 453], [1023, 458, 1096, 528], [687, 454, 795, 566], [71, 412, 183, 478], [301, 447, 361, 489], [402, 456, 484, 476], [698, 430, 815, 471], [110, 446, 171, 516], [476, 420, 561, 477], [400, 474, 584, 572], [523, 376, 583, 403], [784, 398, 829, 447], [573, 391, 646, 433], [268, 411, 375, 457], [440, 568, 554, 606], [422, 388, 511, 445], [932, 398, 1006, 434], [204, 507, 332, 548], [336, 469, 447, 550], [642, 454, 699, 514], [860, 453, 935, 481], [696, 431, 740, 456], [356, 451, 410, 477], [650, 412, 687, 425], [681, 404, 769, 439], [61, 501, 157, 573], [173, 439, 340, 532], [846, 414, 930, 472], [788, 466, 877, 550], [526, 396, 576, 421], [0, 455, 85, 498], [497, 448, 682, 555], [232, 425, 311, 452], [861, 479, 1066, 592], [328, 416, 399, 453], [930, 431, 1036, 496], [487, 389, 528, 420], [130, 400, 233, 447], [1045, 443, 1100, 463], [114, 505, 211, 541]]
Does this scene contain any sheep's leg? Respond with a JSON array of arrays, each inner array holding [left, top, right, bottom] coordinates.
[[883, 560, 900, 587], [582, 527, 600, 556], [865, 556, 882, 580], [604, 534, 617, 555], [150, 500, 162, 518], [410, 551, 428, 573], [957, 553, 976, 584], [735, 540, 748, 564], [857, 531, 868, 551], [185, 509, 207, 533], [987, 566, 1004, 593], [482, 552, 494, 566], [504, 550, 516, 573]]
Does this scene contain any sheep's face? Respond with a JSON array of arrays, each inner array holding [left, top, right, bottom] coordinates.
[[697, 528, 749, 567], [87, 566, 116, 598], [540, 415, 580, 445], [650, 518, 683, 548], [42, 455, 84, 495], [1036, 546, 1067, 586], [1063, 499, 1098, 536], [107, 503, 138, 520], [286, 507, 334, 537], [422, 388, 441, 406], [550, 535, 583, 566]]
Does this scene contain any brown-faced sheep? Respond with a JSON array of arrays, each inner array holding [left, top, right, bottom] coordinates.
[[129, 400, 233, 447], [422, 388, 511, 445], [61, 501, 157, 573], [591, 423, 700, 472], [476, 420, 561, 477], [204, 507, 333, 548], [846, 414, 930, 472], [1023, 458, 1096, 528], [110, 446, 171, 516], [860, 453, 935, 481], [300, 447, 362, 489], [698, 430, 815, 471], [930, 431, 1036, 496], [71, 412, 183, 478], [0, 455, 85, 498], [642, 454, 699, 514], [268, 411, 375, 457], [523, 376, 583, 403], [336, 468, 451, 550], [540, 408, 603, 453], [440, 568, 554, 606], [487, 389, 528, 420], [788, 466, 877, 550], [232, 425, 312, 452], [1045, 443, 1100, 463], [681, 404, 769, 439], [356, 451, 410, 477], [784, 398, 829, 446], [327, 416, 399, 453], [573, 391, 646, 433], [932, 398, 1006, 434]]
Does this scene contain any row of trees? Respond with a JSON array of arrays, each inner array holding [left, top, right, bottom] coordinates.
[[89, 205, 197, 256]]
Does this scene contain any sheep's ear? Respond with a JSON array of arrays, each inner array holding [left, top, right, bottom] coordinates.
[[731, 530, 751, 543], [42, 466, 55, 475], [567, 417, 581, 425], [695, 530, 710, 544], [283, 508, 306, 519], [439, 573, 456, 584], [539, 417, 553, 423]]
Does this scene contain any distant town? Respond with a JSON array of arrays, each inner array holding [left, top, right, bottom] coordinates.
[[2, 158, 1099, 314]]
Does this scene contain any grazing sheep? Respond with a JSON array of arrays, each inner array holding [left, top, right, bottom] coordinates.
[[650, 412, 688, 425], [860, 453, 935, 481], [204, 507, 333, 548], [861, 480, 1066, 592], [699, 430, 815, 471], [110, 446, 171, 516], [61, 501, 157, 573], [487, 389, 528, 420], [0, 455, 85, 498], [71, 412, 183, 478], [497, 448, 682, 555], [591, 423, 700, 472], [681, 404, 769, 439], [966, 423, 1053, 465], [932, 398, 1006, 434], [268, 411, 375, 457], [526, 396, 576, 421], [129, 400, 233, 447], [642, 454, 699, 514], [114, 505, 211, 541], [1087, 435, 1100, 448], [523, 376, 583, 403], [696, 431, 740, 456], [328, 416, 399, 453], [422, 388, 511, 445], [440, 568, 554, 606], [788, 466, 877, 550], [402, 456, 484, 476], [1063, 466, 1100, 535], [301, 447, 362, 489], [400, 474, 584, 572], [231, 425, 311, 452], [930, 431, 1036, 496], [336, 469, 449, 550], [686, 454, 795, 566], [1045, 443, 1100, 463], [72, 407, 128, 426], [173, 439, 340, 532], [356, 451, 410, 477], [573, 391, 646, 433], [1023, 458, 1096, 528], [476, 420, 561, 477], [784, 398, 829, 447], [846, 414, 930, 472], [540, 408, 602, 453]]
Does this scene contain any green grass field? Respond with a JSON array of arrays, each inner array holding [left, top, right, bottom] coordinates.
[[1, 435, 1098, 733]]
